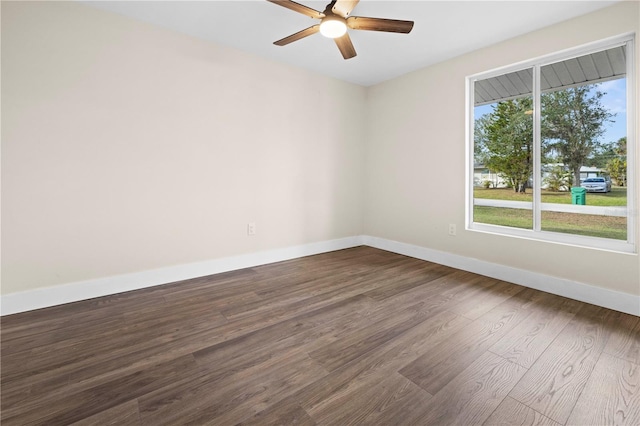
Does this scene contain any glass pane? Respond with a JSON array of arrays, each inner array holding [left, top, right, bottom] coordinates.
[[540, 46, 627, 240], [473, 68, 533, 229], [541, 211, 626, 240]]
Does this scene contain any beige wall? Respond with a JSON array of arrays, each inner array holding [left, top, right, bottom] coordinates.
[[364, 1, 640, 295], [1, 1, 366, 294]]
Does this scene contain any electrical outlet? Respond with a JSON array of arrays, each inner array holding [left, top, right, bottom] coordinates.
[[247, 222, 256, 236], [448, 224, 456, 236]]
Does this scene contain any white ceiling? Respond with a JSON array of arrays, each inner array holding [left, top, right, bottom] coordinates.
[[85, 0, 621, 87]]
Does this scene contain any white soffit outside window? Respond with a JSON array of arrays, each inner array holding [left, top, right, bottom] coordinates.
[[474, 47, 626, 106]]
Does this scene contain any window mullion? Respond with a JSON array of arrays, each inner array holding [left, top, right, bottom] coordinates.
[[533, 64, 541, 232]]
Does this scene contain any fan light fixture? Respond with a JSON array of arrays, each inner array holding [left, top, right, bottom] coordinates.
[[268, 0, 414, 60], [319, 18, 347, 38]]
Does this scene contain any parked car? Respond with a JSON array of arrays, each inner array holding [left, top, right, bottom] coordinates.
[[581, 177, 611, 193]]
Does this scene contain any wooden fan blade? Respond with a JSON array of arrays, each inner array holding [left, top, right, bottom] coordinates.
[[334, 32, 357, 59], [332, 0, 359, 18], [266, 0, 324, 19], [347, 16, 414, 33], [274, 25, 320, 46]]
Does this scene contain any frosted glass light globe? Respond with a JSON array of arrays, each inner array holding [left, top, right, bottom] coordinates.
[[320, 19, 347, 38]]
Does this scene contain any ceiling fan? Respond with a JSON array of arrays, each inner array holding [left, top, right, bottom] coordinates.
[[267, 0, 414, 60]]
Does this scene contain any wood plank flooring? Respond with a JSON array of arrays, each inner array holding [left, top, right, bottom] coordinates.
[[1, 246, 639, 425]]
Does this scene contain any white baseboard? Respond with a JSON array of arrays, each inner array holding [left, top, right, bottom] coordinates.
[[2, 235, 638, 317], [0, 236, 364, 316], [362, 236, 640, 317]]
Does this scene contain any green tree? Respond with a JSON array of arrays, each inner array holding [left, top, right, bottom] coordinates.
[[541, 85, 613, 186], [474, 114, 491, 166], [606, 137, 627, 186], [475, 98, 533, 192], [588, 143, 616, 168]]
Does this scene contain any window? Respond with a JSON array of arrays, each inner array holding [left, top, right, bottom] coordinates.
[[467, 35, 635, 253]]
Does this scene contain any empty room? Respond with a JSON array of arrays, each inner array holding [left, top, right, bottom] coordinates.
[[1, 0, 639, 424]]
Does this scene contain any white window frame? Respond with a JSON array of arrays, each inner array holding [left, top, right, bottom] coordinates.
[[465, 34, 636, 254]]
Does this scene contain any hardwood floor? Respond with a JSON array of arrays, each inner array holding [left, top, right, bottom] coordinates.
[[1, 246, 639, 425]]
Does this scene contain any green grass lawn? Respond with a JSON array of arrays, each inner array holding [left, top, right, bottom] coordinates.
[[473, 206, 533, 229], [474, 187, 627, 206], [473, 187, 628, 240], [474, 206, 627, 240]]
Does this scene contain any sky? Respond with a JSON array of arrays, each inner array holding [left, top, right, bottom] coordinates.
[[474, 78, 627, 146], [598, 78, 627, 143]]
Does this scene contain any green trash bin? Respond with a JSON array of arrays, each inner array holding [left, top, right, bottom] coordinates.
[[571, 187, 586, 205]]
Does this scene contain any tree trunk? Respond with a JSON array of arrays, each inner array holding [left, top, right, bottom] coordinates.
[[573, 169, 581, 188]]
